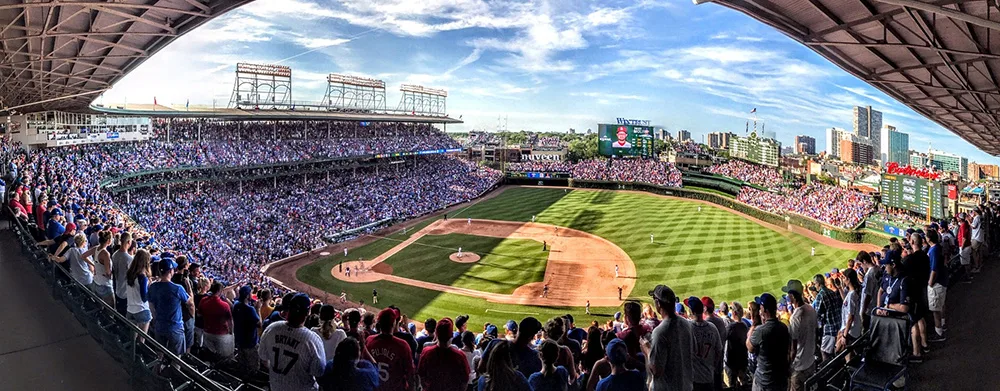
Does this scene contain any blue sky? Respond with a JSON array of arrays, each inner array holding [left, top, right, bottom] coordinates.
[[101, 0, 999, 164]]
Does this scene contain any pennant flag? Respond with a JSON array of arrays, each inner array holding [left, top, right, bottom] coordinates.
[[185, 99, 189, 110], [750, 107, 756, 113]]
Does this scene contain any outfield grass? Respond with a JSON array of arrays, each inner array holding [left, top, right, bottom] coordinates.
[[297, 187, 857, 328], [385, 233, 548, 294]]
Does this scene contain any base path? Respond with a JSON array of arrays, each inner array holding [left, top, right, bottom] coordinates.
[[331, 219, 636, 307]]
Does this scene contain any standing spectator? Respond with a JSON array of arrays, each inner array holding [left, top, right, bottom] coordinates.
[[785, 282, 816, 391], [530, 339, 572, 391], [172, 256, 196, 352], [112, 232, 135, 316], [838, 269, 863, 356], [565, 314, 587, 345], [200, 282, 235, 360], [148, 258, 194, 355], [582, 326, 608, 391], [259, 293, 327, 391], [724, 303, 749, 389], [366, 308, 415, 391], [461, 331, 481, 388], [312, 305, 347, 362], [478, 317, 543, 378], [685, 297, 722, 391], [476, 340, 531, 391], [319, 337, 379, 391], [544, 318, 579, 382], [417, 317, 470, 391], [927, 230, 949, 341], [971, 208, 986, 273], [452, 315, 470, 349], [124, 250, 152, 335], [616, 301, 649, 369], [595, 339, 645, 391], [414, 318, 436, 360], [643, 285, 694, 391], [233, 285, 262, 372], [858, 252, 882, 330], [903, 233, 930, 361], [811, 274, 842, 361], [91, 231, 115, 306], [958, 213, 974, 281], [746, 293, 790, 391]]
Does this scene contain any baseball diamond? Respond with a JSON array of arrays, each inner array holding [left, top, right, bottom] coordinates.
[[272, 186, 873, 327]]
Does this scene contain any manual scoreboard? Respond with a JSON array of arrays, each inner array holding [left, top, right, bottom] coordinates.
[[880, 174, 948, 219], [598, 124, 655, 158]]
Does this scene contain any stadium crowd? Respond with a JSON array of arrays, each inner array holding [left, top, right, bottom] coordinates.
[[707, 160, 784, 191], [572, 159, 683, 188], [506, 161, 574, 173], [737, 184, 876, 229], [4, 126, 998, 391], [672, 140, 711, 155]]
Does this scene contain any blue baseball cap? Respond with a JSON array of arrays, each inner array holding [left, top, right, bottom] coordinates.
[[486, 324, 498, 337], [157, 258, 178, 274], [755, 293, 778, 312], [685, 296, 704, 314], [606, 338, 628, 365], [505, 320, 518, 333]]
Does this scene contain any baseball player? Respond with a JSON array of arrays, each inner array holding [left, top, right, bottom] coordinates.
[[339, 290, 347, 304], [360, 260, 366, 272], [615, 264, 619, 278], [532, 215, 536, 222], [372, 289, 378, 304], [650, 234, 654, 243], [541, 283, 549, 298], [467, 217, 471, 225], [458, 247, 463, 258], [343, 247, 348, 257], [811, 247, 815, 256], [585, 300, 591, 315], [258, 293, 326, 391], [345, 266, 351, 278], [698, 206, 702, 212]]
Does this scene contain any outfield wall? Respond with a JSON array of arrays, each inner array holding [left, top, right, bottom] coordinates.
[[572, 180, 889, 245]]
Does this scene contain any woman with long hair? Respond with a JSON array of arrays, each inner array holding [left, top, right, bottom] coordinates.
[[311, 304, 346, 360], [318, 337, 379, 391], [477, 340, 530, 391], [838, 268, 863, 355], [529, 340, 570, 391], [91, 230, 115, 306], [580, 326, 605, 379], [125, 249, 152, 336]]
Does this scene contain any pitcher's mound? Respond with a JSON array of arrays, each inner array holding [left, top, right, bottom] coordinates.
[[449, 252, 481, 263]]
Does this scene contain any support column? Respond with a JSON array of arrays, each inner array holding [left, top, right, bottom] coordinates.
[[273, 121, 277, 140], [166, 120, 171, 143], [274, 176, 277, 189], [327, 121, 331, 139], [239, 181, 243, 194], [126, 191, 130, 204], [197, 121, 202, 142], [166, 184, 171, 199]]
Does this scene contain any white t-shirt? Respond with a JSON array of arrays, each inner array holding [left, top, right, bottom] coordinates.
[[112, 249, 134, 299], [648, 316, 695, 391], [789, 304, 817, 372], [93, 250, 113, 289], [259, 321, 327, 391], [310, 325, 347, 361], [67, 246, 93, 286], [841, 291, 862, 339]]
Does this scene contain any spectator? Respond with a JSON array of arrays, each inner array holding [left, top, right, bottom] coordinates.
[[91, 230, 115, 306], [784, 281, 816, 391], [903, 233, 930, 361], [417, 317, 470, 391], [582, 326, 609, 391], [685, 296, 722, 391], [858, 251, 882, 330], [233, 285, 262, 372], [927, 230, 949, 342], [148, 258, 194, 355], [200, 282, 235, 360], [319, 337, 379, 391], [366, 308, 414, 391], [811, 274, 842, 361], [259, 293, 327, 391], [724, 302, 749, 389], [452, 314, 470, 349], [543, 318, 579, 382], [414, 318, 436, 360], [312, 305, 347, 363], [746, 293, 790, 391], [838, 269, 862, 356], [461, 331, 481, 388], [529, 339, 572, 391], [476, 339, 531, 391], [124, 249, 152, 335], [113, 232, 135, 316], [478, 317, 543, 379], [643, 285, 694, 391], [595, 339, 645, 391]]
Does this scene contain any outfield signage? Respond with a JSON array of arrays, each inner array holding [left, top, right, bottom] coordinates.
[[374, 148, 461, 158], [616, 118, 650, 126]]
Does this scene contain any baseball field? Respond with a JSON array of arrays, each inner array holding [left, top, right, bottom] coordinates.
[[280, 187, 869, 327]]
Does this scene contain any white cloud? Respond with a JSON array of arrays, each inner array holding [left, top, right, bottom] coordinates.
[[572, 92, 649, 101], [293, 37, 351, 49]]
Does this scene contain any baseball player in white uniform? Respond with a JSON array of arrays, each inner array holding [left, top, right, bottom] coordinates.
[[650, 234, 654, 243], [467, 217, 471, 225], [615, 264, 619, 278], [344, 248, 348, 257], [458, 247, 463, 258], [259, 293, 326, 391]]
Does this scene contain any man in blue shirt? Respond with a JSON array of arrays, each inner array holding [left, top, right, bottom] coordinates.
[[148, 259, 194, 355], [926, 230, 949, 342], [233, 285, 262, 372], [597, 339, 644, 391]]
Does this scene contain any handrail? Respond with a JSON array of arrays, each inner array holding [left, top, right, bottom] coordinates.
[[6, 207, 232, 391]]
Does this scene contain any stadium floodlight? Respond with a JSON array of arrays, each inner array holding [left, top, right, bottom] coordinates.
[[327, 74, 386, 89], [236, 63, 292, 78], [400, 84, 448, 97]]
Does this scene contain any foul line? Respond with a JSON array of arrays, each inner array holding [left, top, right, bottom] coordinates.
[[485, 308, 540, 316]]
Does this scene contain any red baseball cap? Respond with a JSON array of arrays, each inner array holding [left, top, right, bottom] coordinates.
[[436, 317, 454, 338], [701, 296, 715, 311]]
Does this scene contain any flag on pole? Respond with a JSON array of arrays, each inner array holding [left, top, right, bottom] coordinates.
[[750, 107, 756, 113], [154, 96, 157, 106], [186, 99, 189, 110]]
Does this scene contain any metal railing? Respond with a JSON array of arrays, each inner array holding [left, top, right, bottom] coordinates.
[[6, 208, 246, 391]]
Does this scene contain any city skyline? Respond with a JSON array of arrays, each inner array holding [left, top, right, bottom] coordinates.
[[98, 0, 1000, 165]]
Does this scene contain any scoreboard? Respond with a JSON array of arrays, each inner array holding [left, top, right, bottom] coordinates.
[[880, 174, 948, 219], [598, 124, 655, 158]]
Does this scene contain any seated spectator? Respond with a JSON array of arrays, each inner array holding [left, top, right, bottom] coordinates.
[[319, 337, 379, 391]]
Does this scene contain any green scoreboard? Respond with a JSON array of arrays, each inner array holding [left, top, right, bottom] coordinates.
[[598, 124, 655, 158], [880, 174, 948, 219]]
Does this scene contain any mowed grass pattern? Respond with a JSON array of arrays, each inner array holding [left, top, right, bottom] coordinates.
[[297, 187, 857, 327], [385, 233, 548, 294]]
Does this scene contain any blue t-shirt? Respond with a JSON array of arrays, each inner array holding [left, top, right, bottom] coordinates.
[[596, 370, 645, 391], [567, 327, 588, 344], [528, 366, 569, 391], [477, 372, 531, 391], [319, 359, 380, 391], [928, 244, 949, 286], [46, 219, 65, 240], [482, 339, 542, 378], [232, 300, 260, 349], [148, 281, 189, 334]]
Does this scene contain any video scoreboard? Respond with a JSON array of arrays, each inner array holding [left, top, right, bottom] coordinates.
[[598, 124, 655, 158], [880, 174, 948, 219]]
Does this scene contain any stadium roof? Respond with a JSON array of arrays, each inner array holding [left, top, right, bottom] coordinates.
[[91, 104, 465, 124], [0, 0, 252, 113], [697, 0, 1000, 155]]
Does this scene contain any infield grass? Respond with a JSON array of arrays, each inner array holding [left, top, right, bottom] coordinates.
[[297, 187, 858, 327]]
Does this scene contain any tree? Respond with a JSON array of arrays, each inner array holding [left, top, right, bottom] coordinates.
[[566, 134, 599, 162]]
